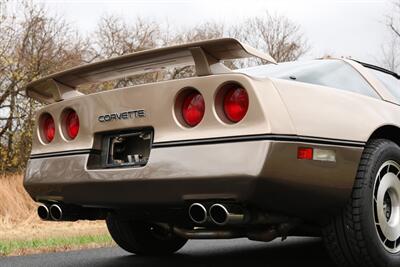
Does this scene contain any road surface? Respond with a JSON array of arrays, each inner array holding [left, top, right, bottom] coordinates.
[[0, 237, 336, 267]]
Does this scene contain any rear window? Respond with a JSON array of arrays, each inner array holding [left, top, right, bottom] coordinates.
[[366, 68, 400, 102], [238, 60, 379, 98]]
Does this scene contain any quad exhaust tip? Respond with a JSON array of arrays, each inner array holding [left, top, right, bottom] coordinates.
[[49, 204, 63, 221], [209, 203, 245, 226], [37, 204, 49, 220], [188, 203, 208, 224], [209, 204, 230, 225]]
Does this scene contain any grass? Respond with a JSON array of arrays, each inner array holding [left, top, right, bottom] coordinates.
[[0, 174, 114, 256], [0, 234, 114, 256]]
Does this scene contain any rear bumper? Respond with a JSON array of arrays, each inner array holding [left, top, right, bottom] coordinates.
[[24, 138, 364, 219]]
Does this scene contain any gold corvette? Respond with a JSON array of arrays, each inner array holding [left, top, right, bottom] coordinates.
[[24, 38, 400, 267]]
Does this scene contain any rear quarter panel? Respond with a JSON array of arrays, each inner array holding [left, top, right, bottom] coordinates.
[[271, 78, 400, 142]]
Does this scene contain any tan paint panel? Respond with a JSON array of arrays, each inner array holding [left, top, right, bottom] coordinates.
[[31, 74, 295, 155], [24, 140, 362, 218], [272, 77, 400, 141]]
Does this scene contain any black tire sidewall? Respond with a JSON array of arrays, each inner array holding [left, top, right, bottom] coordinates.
[[130, 221, 187, 254], [106, 215, 187, 255], [360, 140, 400, 266]]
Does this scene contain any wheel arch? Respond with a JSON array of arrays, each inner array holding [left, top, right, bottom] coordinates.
[[368, 125, 400, 146]]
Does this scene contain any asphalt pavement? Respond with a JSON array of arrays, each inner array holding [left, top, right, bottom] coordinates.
[[0, 237, 336, 267]]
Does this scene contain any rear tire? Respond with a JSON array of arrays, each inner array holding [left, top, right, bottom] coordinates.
[[106, 215, 187, 256], [322, 139, 400, 267]]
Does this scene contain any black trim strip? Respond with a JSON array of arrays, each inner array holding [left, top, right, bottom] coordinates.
[[29, 149, 99, 159], [30, 134, 365, 159], [151, 134, 365, 148], [352, 59, 400, 79]]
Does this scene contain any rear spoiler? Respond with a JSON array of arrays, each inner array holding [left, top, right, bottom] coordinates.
[[26, 38, 276, 103]]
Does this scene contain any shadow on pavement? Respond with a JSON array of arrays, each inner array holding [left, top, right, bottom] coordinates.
[[97, 238, 335, 267]]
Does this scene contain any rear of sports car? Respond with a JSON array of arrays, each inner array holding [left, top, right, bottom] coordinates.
[[24, 38, 379, 265]]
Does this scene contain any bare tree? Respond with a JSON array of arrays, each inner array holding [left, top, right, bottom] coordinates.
[[167, 22, 225, 44], [87, 15, 162, 91], [0, 2, 89, 172], [382, 1, 400, 72], [388, 0, 400, 38], [381, 35, 400, 72], [231, 11, 308, 65], [94, 15, 160, 58]]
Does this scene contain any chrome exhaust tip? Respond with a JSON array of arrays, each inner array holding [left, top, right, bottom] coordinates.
[[209, 204, 229, 225], [188, 203, 207, 224], [37, 204, 49, 220], [209, 203, 245, 226], [49, 204, 63, 221]]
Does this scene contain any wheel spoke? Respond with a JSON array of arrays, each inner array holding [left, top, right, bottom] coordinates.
[[394, 178, 400, 193], [373, 160, 400, 253]]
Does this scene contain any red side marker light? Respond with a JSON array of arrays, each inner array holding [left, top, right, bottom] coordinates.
[[297, 147, 313, 160]]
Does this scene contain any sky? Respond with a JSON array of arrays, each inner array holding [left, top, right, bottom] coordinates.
[[31, 0, 394, 65]]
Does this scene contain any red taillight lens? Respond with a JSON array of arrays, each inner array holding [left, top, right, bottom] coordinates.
[[223, 85, 249, 123], [42, 114, 55, 143], [182, 92, 205, 127], [65, 110, 79, 139]]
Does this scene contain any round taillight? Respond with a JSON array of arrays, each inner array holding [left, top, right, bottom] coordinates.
[[182, 91, 205, 127], [65, 110, 79, 139], [42, 114, 55, 143], [223, 85, 249, 123]]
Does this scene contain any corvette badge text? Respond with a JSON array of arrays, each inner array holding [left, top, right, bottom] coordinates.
[[98, 109, 146, 122]]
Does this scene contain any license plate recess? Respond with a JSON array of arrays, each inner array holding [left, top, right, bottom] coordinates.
[[102, 128, 153, 168]]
